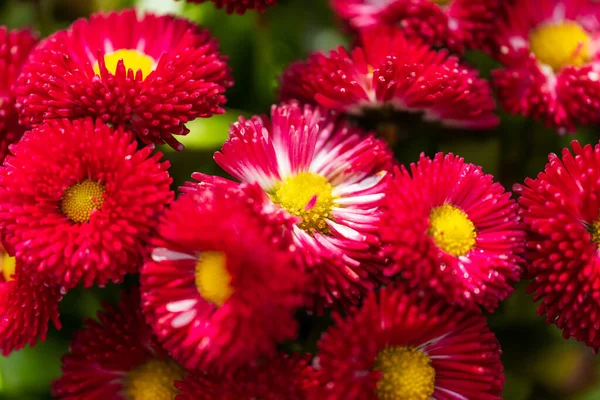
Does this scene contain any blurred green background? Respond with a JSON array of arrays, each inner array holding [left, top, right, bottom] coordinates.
[[0, 0, 598, 399]]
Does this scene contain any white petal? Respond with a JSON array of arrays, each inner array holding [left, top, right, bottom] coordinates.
[[152, 247, 195, 262], [166, 299, 197, 313], [171, 309, 197, 328]]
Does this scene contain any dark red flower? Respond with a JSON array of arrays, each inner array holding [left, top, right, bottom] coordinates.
[[0, 118, 173, 290], [331, 0, 501, 53], [280, 26, 498, 130], [518, 140, 600, 350], [381, 153, 525, 312], [0, 27, 37, 162], [311, 285, 504, 399], [0, 250, 62, 355], [15, 9, 232, 150], [492, 0, 600, 131], [141, 178, 304, 373], [175, 353, 316, 399], [53, 289, 185, 400]]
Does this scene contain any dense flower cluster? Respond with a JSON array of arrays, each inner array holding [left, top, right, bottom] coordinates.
[[381, 153, 525, 312], [518, 141, 600, 350], [2, 0, 599, 399], [0, 248, 62, 355], [16, 9, 232, 150], [311, 285, 504, 399], [0, 118, 173, 289], [492, 0, 600, 131], [280, 26, 499, 130], [331, 0, 501, 53], [0, 28, 37, 163], [53, 289, 185, 399]]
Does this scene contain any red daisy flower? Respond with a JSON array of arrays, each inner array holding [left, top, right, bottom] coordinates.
[[280, 26, 498, 130], [141, 178, 304, 373], [517, 140, 600, 350], [214, 102, 393, 310], [53, 289, 186, 400], [0, 27, 37, 163], [185, 0, 277, 14], [381, 153, 525, 312], [331, 0, 500, 53], [492, 0, 600, 131], [0, 248, 62, 355], [0, 118, 173, 290], [311, 285, 505, 400], [175, 353, 316, 399], [15, 9, 232, 150]]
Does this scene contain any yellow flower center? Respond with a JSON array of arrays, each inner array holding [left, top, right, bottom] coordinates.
[[271, 172, 335, 234], [93, 49, 156, 79], [125, 359, 184, 400], [195, 251, 233, 307], [428, 204, 476, 257], [374, 346, 435, 400], [529, 21, 591, 71], [1, 252, 16, 282], [589, 220, 600, 246], [431, 0, 451, 5], [61, 180, 105, 223]]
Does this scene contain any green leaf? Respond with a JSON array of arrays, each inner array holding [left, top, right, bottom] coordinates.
[[0, 339, 67, 397], [166, 111, 247, 152]]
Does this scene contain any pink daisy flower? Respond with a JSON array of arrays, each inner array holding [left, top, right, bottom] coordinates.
[[53, 289, 186, 400], [0, 27, 37, 162], [214, 102, 393, 309], [331, 0, 501, 53], [15, 9, 232, 150], [311, 284, 505, 399], [175, 353, 316, 399], [280, 26, 499, 130], [141, 178, 304, 373], [0, 118, 173, 290], [0, 248, 62, 355], [381, 153, 525, 312], [185, 0, 277, 14], [493, 0, 600, 131], [518, 140, 600, 350]]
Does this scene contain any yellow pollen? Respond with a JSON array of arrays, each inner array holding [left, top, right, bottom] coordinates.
[[125, 358, 184, 400], [93, 49, 156, 79], [1, 252, 16, 282], [428, 204, 476, 257], [374, 346, 435, 400], [529, 21, 591, 71], [271, 172, 335, 234], [195, 251, 233, 307], [61, 180, 105, 223], [431, 0, 451, 5], [589, 220, 600, 246]]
